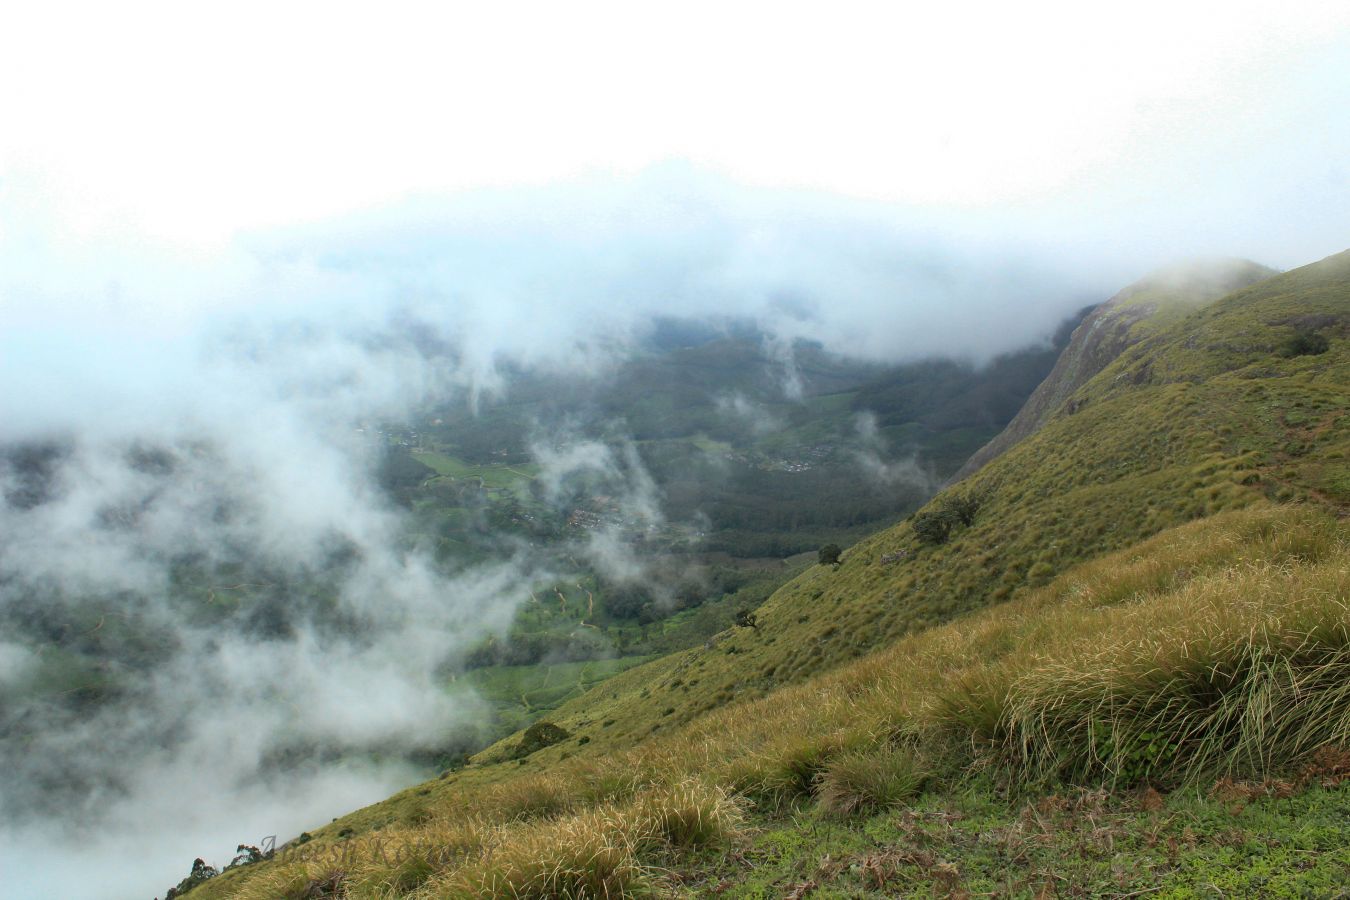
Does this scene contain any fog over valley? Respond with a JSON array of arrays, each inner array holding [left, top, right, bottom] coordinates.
[[0, 173, 1122, 898], [2, 4, 1347, 897]]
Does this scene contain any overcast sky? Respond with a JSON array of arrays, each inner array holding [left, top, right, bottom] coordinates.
[[2, 0, 1346, 263]]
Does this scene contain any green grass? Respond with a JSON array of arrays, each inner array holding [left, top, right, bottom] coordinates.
[[688, 435, 734, 455], [676, 778, 1350, 898]]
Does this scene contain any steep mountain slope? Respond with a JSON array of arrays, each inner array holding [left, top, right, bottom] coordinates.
[[954, 258, 1277, 479], [454, 251, 1345, 761], [177, 249, 1348, 898], [188, 503, 1349, 899]]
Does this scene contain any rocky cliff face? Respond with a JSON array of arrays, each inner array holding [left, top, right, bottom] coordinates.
[[953, 258, 1277, 481]]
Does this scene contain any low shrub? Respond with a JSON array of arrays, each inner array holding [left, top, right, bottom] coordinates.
[[513, 721, 571, 759], [1280, 328, 1330, 357], [911, 509, 954, 545]]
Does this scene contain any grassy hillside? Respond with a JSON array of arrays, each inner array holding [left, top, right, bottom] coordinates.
[[174, 250, 1349, 898], [458, 250, 1347, 758], [356, 313, 1096, 759], [180, 505, 1350, 899], [954, 258, 1277, 478]]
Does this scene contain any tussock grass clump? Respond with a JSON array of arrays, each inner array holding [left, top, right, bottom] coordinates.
[[228, 864, 348, 900], [432, 810, 650, 899], [960, 556, 1350, 787], [816, 749, 930, 817], [426, 780, 741, 898], [629, 778, 744, 847], [479, 771, 581, 821], [227, 818, 493, 900], [342, 817, 493, 896], [571, 765, 645, 807], [722, 731, 869, 807]]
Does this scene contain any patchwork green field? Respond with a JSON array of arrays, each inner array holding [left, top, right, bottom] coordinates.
[[411, 451, 539, 493], [456, 657, 658, 737]]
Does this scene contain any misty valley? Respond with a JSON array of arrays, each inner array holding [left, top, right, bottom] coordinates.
[[5, 14, 1349, 893], [0, 314, 1086, 850], [6, 244, 1350, 900]]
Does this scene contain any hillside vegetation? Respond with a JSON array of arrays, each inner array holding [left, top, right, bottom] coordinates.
[[178, 250, 1349, 898], [461, 250, 1348, 756], [954, 257, 1277, 478]]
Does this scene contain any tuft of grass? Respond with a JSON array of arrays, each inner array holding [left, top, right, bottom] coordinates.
[[947, 556, 1350, 787], [630, 778, 744, 847], [432, 812, 650, 899], [480, 771, 579, 821], [425, 780, 741, 898], [816, 749, 931, 817], [723, 731, 867, 807]]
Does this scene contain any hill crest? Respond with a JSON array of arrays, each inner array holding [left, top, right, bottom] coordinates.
[[954, 257, 1277, 479]]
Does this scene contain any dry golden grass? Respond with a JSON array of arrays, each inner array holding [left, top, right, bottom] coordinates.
[[221, 781, 741, 900], [815, 748, 930, 817], [989, 556, 1350, 785], [225, 817, 492, 900]]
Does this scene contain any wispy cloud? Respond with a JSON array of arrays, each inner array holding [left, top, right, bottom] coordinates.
[[852, 411, 937, 493]]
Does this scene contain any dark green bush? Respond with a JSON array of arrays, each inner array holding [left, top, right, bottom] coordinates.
[[162, 858, 218, 899], [912, 510, 955, 545], [513, 721, 571, 758], [913, 493, 984, 545], [1281, 329, 1330, 357], [946, 493, 982, 526]]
